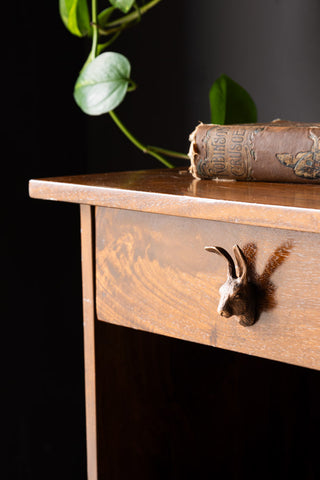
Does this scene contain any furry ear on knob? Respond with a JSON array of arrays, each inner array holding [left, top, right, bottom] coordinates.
[[205, 244, 257, 327]]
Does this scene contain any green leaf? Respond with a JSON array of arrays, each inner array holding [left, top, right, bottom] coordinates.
[[109, 0, 135, 14], [98, 6, 115, 27], [59, 0, 91, 37], [209, 74, 257, 125], [74, 52, 131, 115]]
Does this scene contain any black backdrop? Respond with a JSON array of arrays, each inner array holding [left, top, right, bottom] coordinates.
[[6, 1, 320, 479]]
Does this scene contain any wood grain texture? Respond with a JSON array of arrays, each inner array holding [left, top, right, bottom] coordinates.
[[96, 207, 320, 370], [29, 168, 320, 233], [80, 205, 98, 480]]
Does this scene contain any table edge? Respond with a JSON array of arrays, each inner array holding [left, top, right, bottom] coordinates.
[[29, 178, 320, 234]]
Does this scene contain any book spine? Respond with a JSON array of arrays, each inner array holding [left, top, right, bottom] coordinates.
[[188, 123, 320, 183]]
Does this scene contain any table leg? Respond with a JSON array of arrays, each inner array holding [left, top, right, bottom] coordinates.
[[80, 204, 98, 480]]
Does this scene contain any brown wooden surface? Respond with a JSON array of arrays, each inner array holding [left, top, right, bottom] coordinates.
[[29, 169, 320, 478], [29, 168, 320, 233], [96, 206, 320, 370], [80, 205, 98, 480]]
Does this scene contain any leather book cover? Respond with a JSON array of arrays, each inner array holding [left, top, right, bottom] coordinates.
[[188, 120, 320, 183]]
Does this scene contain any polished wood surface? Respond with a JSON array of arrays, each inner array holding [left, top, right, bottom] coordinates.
[[80, 205, 98, 480], [29, 168, 320, 233], [29, 168, 320, 478], [96, 207, 320, 370]]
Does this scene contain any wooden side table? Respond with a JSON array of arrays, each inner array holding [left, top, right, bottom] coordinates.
[[29, 168, 320, 479]]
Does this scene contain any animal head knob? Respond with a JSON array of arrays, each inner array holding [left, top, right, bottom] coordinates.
[[205, 244, 256, 327]]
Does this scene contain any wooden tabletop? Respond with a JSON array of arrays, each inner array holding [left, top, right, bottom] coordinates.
[[29, 168, 320, 233]]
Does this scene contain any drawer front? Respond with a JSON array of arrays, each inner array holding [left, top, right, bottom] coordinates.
[[95, 206, 320, 370]]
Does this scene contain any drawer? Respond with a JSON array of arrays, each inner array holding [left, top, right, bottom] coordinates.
[[95, 206, 320, 370]]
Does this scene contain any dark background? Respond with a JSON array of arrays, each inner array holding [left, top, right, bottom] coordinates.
[[6, 1, 320, 479]]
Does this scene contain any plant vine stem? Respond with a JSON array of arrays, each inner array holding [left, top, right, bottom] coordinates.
[[109, 111, 175, 168], [90, 0, 98, 60], [106, 0, 163, 28], [97, 31, 122, 54], [147, 145, 189, 160], [92, 0, 176, 169], [96, 21, 131, 37]]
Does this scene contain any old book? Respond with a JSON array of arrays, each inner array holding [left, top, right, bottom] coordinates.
[[188, 119, 320, 183]]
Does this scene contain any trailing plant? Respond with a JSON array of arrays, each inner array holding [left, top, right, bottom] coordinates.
[[59, 0, 257, 168]]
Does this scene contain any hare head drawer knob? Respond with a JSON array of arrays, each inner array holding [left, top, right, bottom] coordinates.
[[205, 244, 256, 327]]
